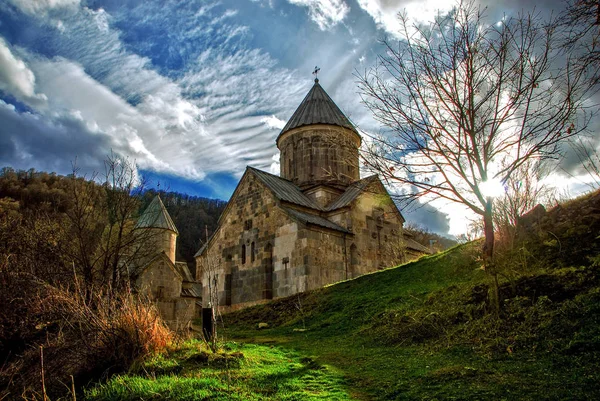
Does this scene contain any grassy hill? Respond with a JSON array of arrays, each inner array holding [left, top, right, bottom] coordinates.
[[88, 191, 600, 400], [221, 241, 600, 400]]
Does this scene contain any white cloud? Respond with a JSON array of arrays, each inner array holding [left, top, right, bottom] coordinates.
[[7, 0, 80, 16], [2, 1, 311, 182], [287, 0, 350, 30], [261, 115, 286, 130], [356, 0, 454, 37], [0, 38, 47, 106], [270, 153, 280, 175]]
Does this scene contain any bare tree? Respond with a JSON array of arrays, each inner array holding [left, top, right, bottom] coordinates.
[[64, 154, 157, 299], [357, 1, 594, 310], [196, 227, 223, 351], [561, 0, 600, 87], [493, 160, 555, 242]]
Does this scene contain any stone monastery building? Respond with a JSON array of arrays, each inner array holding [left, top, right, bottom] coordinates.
[[134, 195, 201, 327], [196, 78, 430, 311]]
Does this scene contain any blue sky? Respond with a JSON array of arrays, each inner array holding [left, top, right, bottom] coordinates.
[[0, 0, 588, 236]]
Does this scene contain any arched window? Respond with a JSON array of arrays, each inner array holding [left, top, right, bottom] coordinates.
[[251, 242, 255, 263], [241, 244, 246, 264]]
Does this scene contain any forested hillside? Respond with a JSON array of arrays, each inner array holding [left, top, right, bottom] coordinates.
[[0, 167, 227, 269]]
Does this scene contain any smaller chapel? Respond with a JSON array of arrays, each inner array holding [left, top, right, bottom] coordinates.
[[195, 78, 430, 311], [134, 195, 201, 328]]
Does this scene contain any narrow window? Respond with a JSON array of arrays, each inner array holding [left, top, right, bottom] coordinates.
[[264, 243, 273, 299], [241, 244, 246, 264], [225, 274, 232, 306], [251, 242, 255, 263]]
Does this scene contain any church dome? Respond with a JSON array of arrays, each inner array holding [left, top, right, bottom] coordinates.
[[277, 79, 361, 190], [277, 78, 358, 140]]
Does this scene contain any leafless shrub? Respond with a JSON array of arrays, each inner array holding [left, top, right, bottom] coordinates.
[[0, 272, 172, 399]]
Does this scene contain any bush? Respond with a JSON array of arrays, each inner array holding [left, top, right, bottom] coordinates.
[[0, 272, 173, 400]]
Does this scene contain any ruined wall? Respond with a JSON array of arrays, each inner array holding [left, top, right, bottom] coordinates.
[[278, 125, 361, 189]]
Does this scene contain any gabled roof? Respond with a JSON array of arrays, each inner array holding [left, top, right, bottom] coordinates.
[[248, 167, 321, 210], [284, 207, 350, 234], [181, 287, 201, 298], [174, 261, 195, 282], [135, 252, 183, 280], [404, 236, 432, 254], [194, 241, 209, 258], [278, 79, 357, 139], [325, 175, 379, 211], [136, 195, 179, 234]]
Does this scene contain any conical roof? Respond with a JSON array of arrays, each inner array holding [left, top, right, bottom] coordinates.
[[135, 195, 179, 234], [278, 79, 357, 140]]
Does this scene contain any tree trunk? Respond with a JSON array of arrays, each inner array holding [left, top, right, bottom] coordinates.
[[482, 197, 500, 314], [482, 197, 495, 261]]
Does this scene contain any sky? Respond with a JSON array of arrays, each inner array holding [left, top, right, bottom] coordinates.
[[0, 0, 596, 237]]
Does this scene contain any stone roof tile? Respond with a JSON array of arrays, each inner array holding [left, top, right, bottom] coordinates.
[[135, 195, 179, 234], [249, 167, 322, 210], [278, 79, 357, 139], [284, 207, 350, 233], [325, 175, 379, 211]]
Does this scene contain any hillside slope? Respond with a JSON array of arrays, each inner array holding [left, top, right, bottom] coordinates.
[[224, 191, 600, 400]]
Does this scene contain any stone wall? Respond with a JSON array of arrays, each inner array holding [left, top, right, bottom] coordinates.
[[348, 183, 405, 274], [278, 125, 361, 190], [136, 257, 182, 300], [138, 228, 177, 265], [155, 298, 195, 330], [196, 171, 350, 312], [197, 172, 297, 310], [304, 185, 343, 208], [136, 257, 196, 328], [325, 182, 405, 277]]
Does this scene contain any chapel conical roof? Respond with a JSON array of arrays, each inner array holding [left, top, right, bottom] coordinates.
[[135, 195, 179, 234], [278, 79, 357, 140]]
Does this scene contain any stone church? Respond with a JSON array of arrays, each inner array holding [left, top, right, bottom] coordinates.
[[195, 78, 430, 311], [133, 195, 201, 328]]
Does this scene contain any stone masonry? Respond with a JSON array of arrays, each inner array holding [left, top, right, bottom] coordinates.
[[196, 78, 430, 312]]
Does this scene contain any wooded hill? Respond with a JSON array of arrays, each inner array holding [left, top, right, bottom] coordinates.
[[0, 167, 227, 271]]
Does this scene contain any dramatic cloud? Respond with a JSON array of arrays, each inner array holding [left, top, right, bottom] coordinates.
[[402, 201, 452, 236], [0, 99, 113, 174], [356, 0, 454, 36], [0, 38, 47, 106], [287, 0, 350, 30], [0, 0, 593, 237]]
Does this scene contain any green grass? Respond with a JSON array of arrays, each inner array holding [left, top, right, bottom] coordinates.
[[85, 241, 600, 400], [223, 241, 600, 400], [85, 340, 352, 400]]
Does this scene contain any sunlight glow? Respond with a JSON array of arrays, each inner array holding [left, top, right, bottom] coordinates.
[[480, 178, 505, 198]]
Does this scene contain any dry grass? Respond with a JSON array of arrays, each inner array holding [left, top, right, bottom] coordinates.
[[0, 272, 173, 400]]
